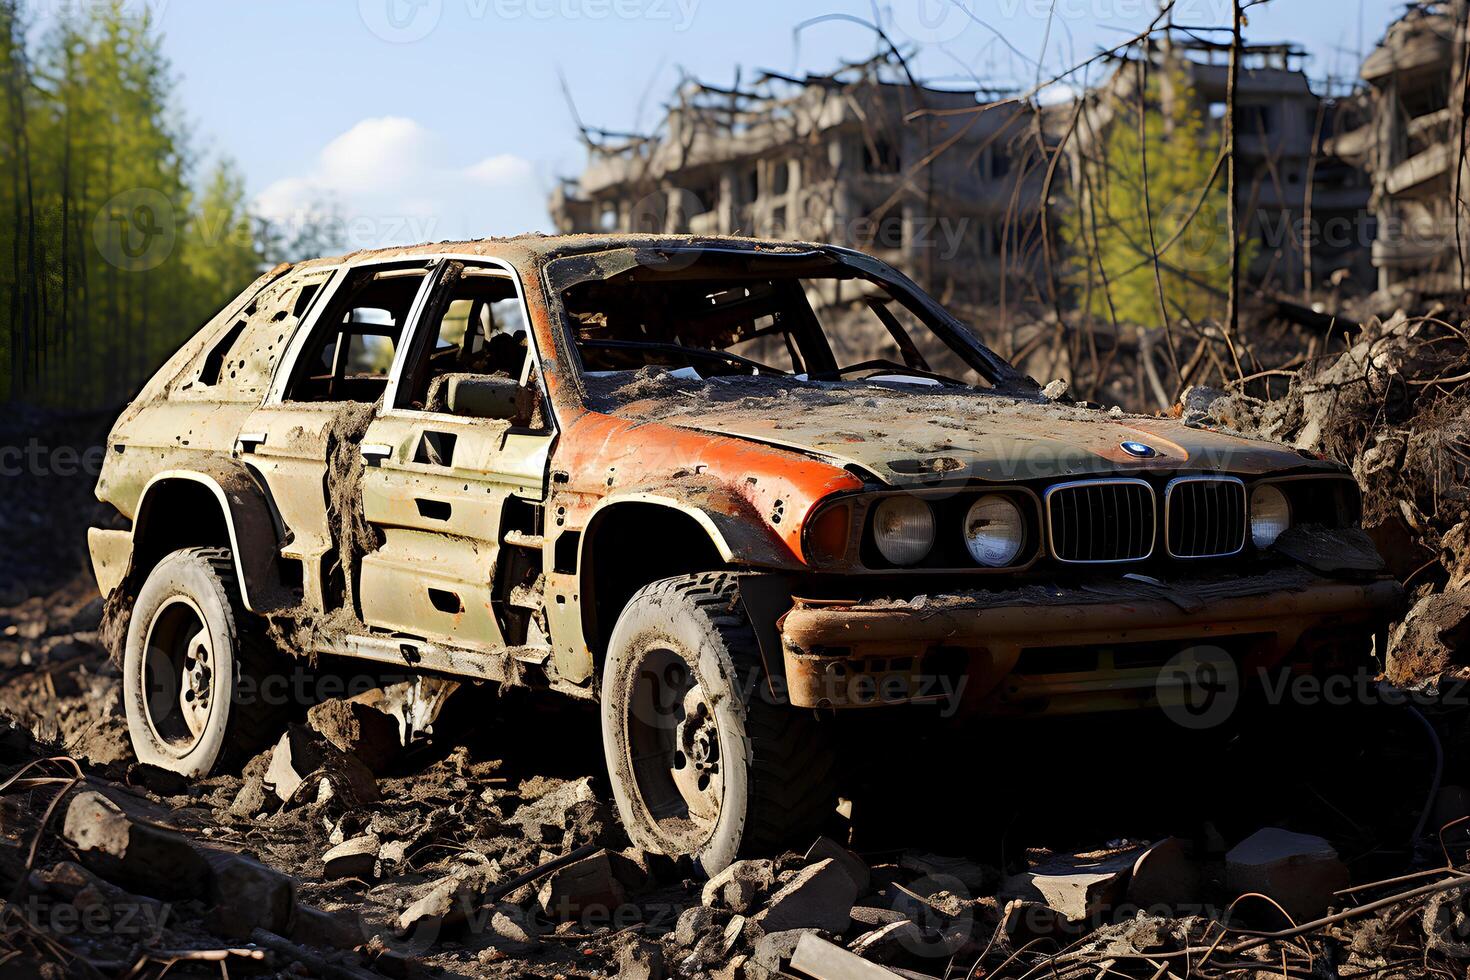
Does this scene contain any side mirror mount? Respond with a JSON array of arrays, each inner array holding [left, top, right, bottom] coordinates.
[[446, 373, 534, 426]]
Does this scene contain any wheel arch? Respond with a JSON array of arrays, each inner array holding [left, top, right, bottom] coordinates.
[[579, 494, 786, 668], [127, 466, 285, 613]]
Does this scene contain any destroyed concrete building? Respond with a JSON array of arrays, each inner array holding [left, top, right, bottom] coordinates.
[[1070, 38, 1374, 297], [548, 59, 1055, 309], [1332, 0, 1470, 295]]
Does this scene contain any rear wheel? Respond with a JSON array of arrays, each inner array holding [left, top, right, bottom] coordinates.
[[122, 547, 285, 776], [600, 573, 839, 875]]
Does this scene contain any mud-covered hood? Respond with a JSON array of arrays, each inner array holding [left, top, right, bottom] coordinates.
[[633, 383, 1334, 486]]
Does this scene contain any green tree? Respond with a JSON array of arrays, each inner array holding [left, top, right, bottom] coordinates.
[[1074, 62, 1241, 327]]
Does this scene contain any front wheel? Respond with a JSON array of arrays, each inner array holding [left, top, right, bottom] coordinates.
[[122, 547, 285, 776], [600, 573, 838, 875]]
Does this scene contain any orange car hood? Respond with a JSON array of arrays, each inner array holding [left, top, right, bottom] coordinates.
[[629, 383, 1334, 486]]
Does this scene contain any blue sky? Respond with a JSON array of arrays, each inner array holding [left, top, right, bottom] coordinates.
[[55, 0, 1403, 248]]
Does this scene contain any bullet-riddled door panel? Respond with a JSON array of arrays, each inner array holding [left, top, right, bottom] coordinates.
[[357, 264, 552, 652]]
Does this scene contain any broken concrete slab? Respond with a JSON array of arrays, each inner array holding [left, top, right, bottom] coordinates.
[[61, 791, 209, 900], [790, 931, 904, 979], [753, 858, 857, 934], [265, 724, 379, 808], [322, 834, 380, 881], [805, 835, 870, 894], [307, 696, 402, 774], [1226, 828, 1348, 923], [748, 929, 818, 980], [999, 847, 1138, 923], [507, 776, 597, 842], [701, 858, 776, 913], [536, 848, 627, 920], [615, 935, 666, 980]]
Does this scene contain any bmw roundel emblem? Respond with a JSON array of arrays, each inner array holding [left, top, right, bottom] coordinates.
[[1121, 441, 1158, 459]]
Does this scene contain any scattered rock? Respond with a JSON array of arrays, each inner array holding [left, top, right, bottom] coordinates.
[[322, 834, 380, 881], [748, 929, 817, 980], [1125, 838, 1201, 912], [999, 847, 1138, 923], [615, 935, 667, 980], [753, 858, 857, 934], [849, 918, 924, 961], [536, 848, 627, 920], [1226, 828, 1348, 923], [701, 858, 775, 913], [671, 905, 721, 947]]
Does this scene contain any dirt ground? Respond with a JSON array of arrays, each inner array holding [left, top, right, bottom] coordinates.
[[6, 307, 1470, 978]]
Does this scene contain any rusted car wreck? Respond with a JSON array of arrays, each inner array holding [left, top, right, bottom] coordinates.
[[90, 234, 1401, 872]]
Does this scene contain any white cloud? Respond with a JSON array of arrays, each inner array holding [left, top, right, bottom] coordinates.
[[253, 116, 550, 252]]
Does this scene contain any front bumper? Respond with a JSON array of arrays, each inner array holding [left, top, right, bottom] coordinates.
[[776, 568, 1404, 714]]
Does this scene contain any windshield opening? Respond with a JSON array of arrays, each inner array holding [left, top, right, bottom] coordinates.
[[553, 249, 1004, 393]]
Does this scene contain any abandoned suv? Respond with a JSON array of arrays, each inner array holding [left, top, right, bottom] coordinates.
[[91, 235, 1402, 873]]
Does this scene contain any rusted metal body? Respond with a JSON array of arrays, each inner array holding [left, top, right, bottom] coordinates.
[[91, 233, 1402, 723]]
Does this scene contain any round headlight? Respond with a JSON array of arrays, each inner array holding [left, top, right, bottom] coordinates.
[[964, 495, 1025, 567], [1250, 484, 1291, 549], [872, 496, 935, 566]]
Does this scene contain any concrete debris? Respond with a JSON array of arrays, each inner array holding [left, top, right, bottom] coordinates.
[[322, 834, 381, 881], [806, 835, 871, 893], [535, 848, 627, 919], [789, 931, 905, 979], [1124, 837, 1201, 912], [265, 723, 379, 808], [1225, 828, 1349, 923], [999, 846, 1139, 922], [753, 858, 858, 934], [307, 696, 402, 774], [702, 858, 776, 913]]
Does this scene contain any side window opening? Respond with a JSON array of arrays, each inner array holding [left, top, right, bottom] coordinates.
[[286, 265, 429, 403], [189, 268, 334, 401], [397, 267, 532, 416]]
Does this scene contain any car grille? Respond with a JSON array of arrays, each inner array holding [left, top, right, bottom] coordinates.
[[1166, 477, 1247, 558], [1045, 479, 1155, 563]]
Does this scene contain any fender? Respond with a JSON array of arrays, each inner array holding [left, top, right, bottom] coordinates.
[[128, 463, 288, 613], [581, 487, 803, 571]]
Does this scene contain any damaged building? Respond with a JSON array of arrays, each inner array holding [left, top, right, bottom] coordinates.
[[548, 57, 1057, 310], [1332, 0, 1470, 296], [1070, 38, 1374, 297]]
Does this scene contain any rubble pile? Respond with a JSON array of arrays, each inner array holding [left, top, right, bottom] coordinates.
[[1189, 307, 1470, 686], [4, 693, 1470, 979]]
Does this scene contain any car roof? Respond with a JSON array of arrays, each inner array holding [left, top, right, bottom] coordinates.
[[288, 233, 832, 274]]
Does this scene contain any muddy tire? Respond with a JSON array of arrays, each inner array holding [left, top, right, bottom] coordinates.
[[600, 572, 839, 875], [122, 547, 285, 777]]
